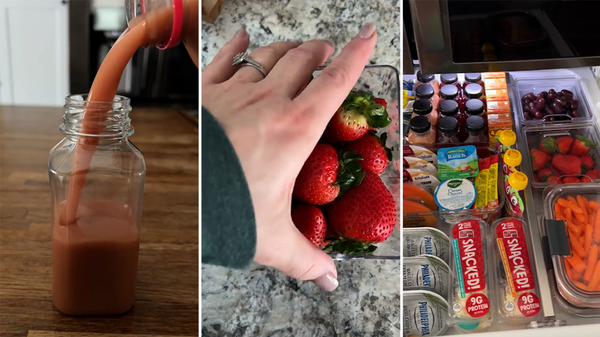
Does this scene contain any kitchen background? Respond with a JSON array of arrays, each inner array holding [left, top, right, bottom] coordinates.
[[201, 0, 400, 336], [0, 0, 198, 108]]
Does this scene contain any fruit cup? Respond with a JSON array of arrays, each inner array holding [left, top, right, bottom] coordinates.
[[521, 123, 600, 189]]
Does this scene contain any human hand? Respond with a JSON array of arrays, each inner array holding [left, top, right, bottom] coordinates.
[[202, 24, 377, 291]]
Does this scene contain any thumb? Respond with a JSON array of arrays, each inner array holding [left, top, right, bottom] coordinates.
[[271, 224, 339, 291]]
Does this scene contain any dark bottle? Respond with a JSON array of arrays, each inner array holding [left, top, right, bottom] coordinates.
[[465, 115, 488, 144], [438, 116, 460, 144]]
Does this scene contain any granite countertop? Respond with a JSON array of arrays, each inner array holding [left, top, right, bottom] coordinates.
[[201, 1, 400, 336]]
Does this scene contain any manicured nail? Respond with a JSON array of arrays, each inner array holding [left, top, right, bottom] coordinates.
[[356, 23, 376, 39], [235, 27, 247, 38], [313, 273, 339, 292]]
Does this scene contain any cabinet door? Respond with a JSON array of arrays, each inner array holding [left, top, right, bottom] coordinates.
[[0, 0, 69, 107]]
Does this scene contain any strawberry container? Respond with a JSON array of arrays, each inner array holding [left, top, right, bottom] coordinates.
[[520, 122, 600, 189], [542, 183, 600, 315], [509, 70, 595, 126], [320, 65, 402, 260]]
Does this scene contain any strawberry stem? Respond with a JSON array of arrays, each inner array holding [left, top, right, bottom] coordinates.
[[342, 91, 392, 129], [334, 150, 365, 197], [323, 238, 377, 254]]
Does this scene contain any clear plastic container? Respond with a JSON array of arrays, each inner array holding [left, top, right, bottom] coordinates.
[[521, 122, 600, 189], [511, 73, 594, 125], [489, 218, 542, 324], [125, 0, 199, 64], [321, 65, 401, 260], [449, 218, 494, 333], [49, 95, 146, 315], [543, 183, 600, 312]]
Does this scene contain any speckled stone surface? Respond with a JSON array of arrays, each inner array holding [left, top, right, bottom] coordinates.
[[201, 1, 401, 336]]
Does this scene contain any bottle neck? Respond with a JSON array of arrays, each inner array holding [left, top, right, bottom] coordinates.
[[61, 95, 134, 141]]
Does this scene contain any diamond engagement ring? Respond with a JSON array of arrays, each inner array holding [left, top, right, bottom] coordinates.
[[232, 52, 267, 78]]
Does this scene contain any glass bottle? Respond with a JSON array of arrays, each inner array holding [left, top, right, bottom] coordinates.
[[465, 98, 488, 126], [415, 71, 440, 95], [438, 116, 460, 144], [440, 73, 461, 90], [49, 95, 146, 315], [415, 84, 440, 111], [412, 99, 438, 129], [126, 0, 199, 66], [439, 99, 466, 139], [464, 83, 486, 105], [465, 115, 488, 144], [408, 116, 436, 145]]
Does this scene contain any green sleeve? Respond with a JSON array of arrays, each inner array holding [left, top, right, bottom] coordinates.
[[201, 107, 256, 269]]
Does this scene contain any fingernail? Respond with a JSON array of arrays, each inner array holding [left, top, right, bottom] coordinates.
[[235, 27, 247, 38], [356, 23, 376, 39], [313, 273, 339, 292]]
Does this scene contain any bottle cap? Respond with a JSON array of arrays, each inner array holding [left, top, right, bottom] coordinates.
[[415, 84, 435, 100], [499, 130, 517, 146], [440, 85, 458, 100], [439, 100, 459, 117], [440, 73, 458, 84], [465, 73, 482, 83], [465, 83, 484, 99], [413, 99, 433, 115], [509, 171, 528, 191], [504, 149, 522, 167], [438, 117, 459, 135], [466, 115, 485, 133], [409, 116, 432, 134], [417, 71, 435, 83], [465, 99, 485, 116]]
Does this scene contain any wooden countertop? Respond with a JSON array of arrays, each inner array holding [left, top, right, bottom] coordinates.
[[0, 106, 199, 337]]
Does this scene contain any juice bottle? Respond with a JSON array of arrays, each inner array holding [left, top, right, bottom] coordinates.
[[465, 115, 488, 144], [415, 71, 440, 95], [408, 116, 436, 145], [439, 100, 466, 140], [465, 98, 488, 126], [438, 117, 460, 144], [440, 84, 459, 101], [440, 73, 461, 90], [415, 84, 440, 111], [412, 99, 438, 129]]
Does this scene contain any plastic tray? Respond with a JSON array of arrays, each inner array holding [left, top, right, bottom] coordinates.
[[521, 122, 600, 189], [403, 147, 505, 228], [543, 183, 600, 314], [510, 71, 594, 126], [323, 65, 401, 260]]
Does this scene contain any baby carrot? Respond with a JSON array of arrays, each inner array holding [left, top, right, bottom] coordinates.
[[557, 198, 571, 208], [566, 252, 586, 273], [568, 221, 582, 236], [572, 280, 588, 291], [566, 262, 574, 280], [590, 200, 600, 210], [579, 236, 585, 246], [594, 209, 600, 243], [565, 207, 573, 224], [578, 195, 589, 216], [573, 269, 584, 281], [575, 211, 587, 224], [555, 203, 565, 220], [586, 260, 600, 290], [584, 245, 600, 284], [585, 224, 594, 252]]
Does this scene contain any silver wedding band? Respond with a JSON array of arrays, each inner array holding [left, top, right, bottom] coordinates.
[[233, 52, 267, 78]]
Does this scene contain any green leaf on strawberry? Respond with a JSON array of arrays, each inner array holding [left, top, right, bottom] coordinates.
[[323, 238, 377, 255], [341, 91, 392, 129], [334, 150, 366, 197]]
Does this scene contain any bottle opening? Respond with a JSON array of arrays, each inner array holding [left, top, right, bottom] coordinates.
[[61, 94, 134, 138]]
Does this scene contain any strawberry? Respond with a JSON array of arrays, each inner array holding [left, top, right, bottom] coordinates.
[[551, 154, 583, 176], [292, 204, 327, 247], [293, 144, 365, 205], [539, 137, 557, 155], [548, 163, 562, 177], [556, 178, 565, 184], [323, 90, 392, 143], [373, 97, 387, 109], [547, 176, 560, 183], [561, 176, 581, 184], [536, 168, 553, 182], [530, 148, 551, 171], [556, 136, 574, 154], [581, 155, 595, 171], [587, 169, 600, 180], [581, 176, 593, 183], [343, 132, 392, 175], [327, 171, 396, 245], [570, 135, 596, 157]]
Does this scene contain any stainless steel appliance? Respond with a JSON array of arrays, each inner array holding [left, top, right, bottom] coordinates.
[[404, 0, 600, 74]]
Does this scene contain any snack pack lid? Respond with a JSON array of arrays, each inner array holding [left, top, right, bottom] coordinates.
[[499, 130, 517, 146], [503, 149, 522, 167], [508, 171, 528, 191]]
